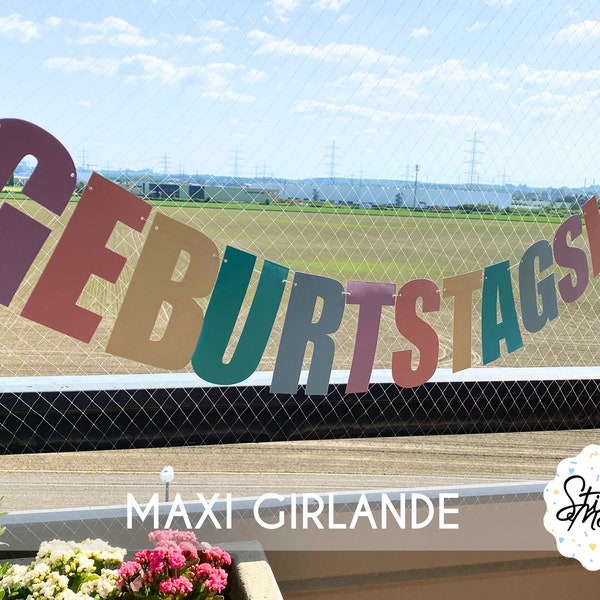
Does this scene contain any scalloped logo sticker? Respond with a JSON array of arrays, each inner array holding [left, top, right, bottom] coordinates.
[[544, 444, 600, 570]]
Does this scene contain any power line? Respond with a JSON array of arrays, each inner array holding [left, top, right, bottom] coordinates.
[[160, 153, 171, 176], [230, 148, 243, 180], [326, 140, 340, 184], [464, 133, 483, 189], [79, 148, 88, 170]]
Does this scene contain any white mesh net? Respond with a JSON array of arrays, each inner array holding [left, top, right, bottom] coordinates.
[[0, 2, 598, 504]]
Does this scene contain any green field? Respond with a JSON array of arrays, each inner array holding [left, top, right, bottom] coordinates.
[[0, 195, 597, 377], [122, 196, 578, 224], [0, 187, 577, 223]]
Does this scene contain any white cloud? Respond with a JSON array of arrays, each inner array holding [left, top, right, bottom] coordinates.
[[201, 90, 255, 102], [120, 54, 238, 85], [331, 71, 419, 99], [311, 0, 350, 10], [171, 34, 205, 44], [555, 20, 600, 42], [0, 13, 41, 43], [46, 17, 62, 30], [110, 33, 155, 47], [331, 60, 493, 102], [203, 42, 226, 53], [487, 81, 509, 92], [486, 0, 513, 6], [410, 26, 431, 38], [203, 19, 231, 33], [44, 56, 121, 75], [468, 21, 487, 32], [76, 16, 156, 47], [120, 54, 188, 82], [169, 34, 224, 52], [248, 29, 407, 67], [517, 63, 600, 86], [336, 12, 353, 26], [333, 61, 600, 103], [199, 62, 239, 85], [566, 4, 579, 18], [424, 59, 492, 83], [244, 68, 268, 83], [266, 0, 302, 22], [44, 52, 254, 102], [292, 99, 507, 133], [519, 90, 600, 118]]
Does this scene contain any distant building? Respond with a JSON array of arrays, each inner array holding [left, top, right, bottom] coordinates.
[[201, 185, 278, 204], [276, 181, 512, 209], [131, 177, 278, 204], [279, 181, 395, 205], [400, 187, 513, 210]]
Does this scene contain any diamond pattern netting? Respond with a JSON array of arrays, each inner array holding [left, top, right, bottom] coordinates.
[[0, 5, 599, 561], [1, 376, 599, 454], [1, 182, 598, 378], [0, 173, 599, 456]]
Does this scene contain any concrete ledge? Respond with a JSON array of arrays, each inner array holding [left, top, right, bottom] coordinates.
[[225, 540, 284, 600]]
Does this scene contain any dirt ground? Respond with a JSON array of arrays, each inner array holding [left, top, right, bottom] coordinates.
[[0, 429, 597, 512]]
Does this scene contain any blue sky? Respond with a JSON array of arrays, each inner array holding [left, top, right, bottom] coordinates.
[[1, 0, 599, 187]]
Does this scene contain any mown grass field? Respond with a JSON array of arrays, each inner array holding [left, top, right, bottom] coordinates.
[[0, 194, 597, 378]]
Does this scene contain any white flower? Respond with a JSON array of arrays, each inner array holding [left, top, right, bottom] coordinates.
[[74, 555, 95, 573], [1, 538, 125, 600], [0, 563, 29, 589], [56, 591, 94, 600]]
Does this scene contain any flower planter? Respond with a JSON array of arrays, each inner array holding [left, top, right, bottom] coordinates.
[[225, 541, 284, 600], [0, 533, 282, 600]]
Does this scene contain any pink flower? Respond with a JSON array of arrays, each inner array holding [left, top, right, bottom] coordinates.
[[118, 561, 141, 579], [149, 530, 199, 546], [179, 541, 199, 561], [119, 532, 230, 599], [202, 546, 232, 567], [167, 547, 187, 570], [171, 531, 198, 545], [134, 549, 152, 565], [190, 564, 228, 592], [148, 530, 173, 545], [149, 546, 169, 574], [189, 562, 213, 581], [205, 567, 228, 593], [158, 575, 193, 596], [117, 563, 144, 593]]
